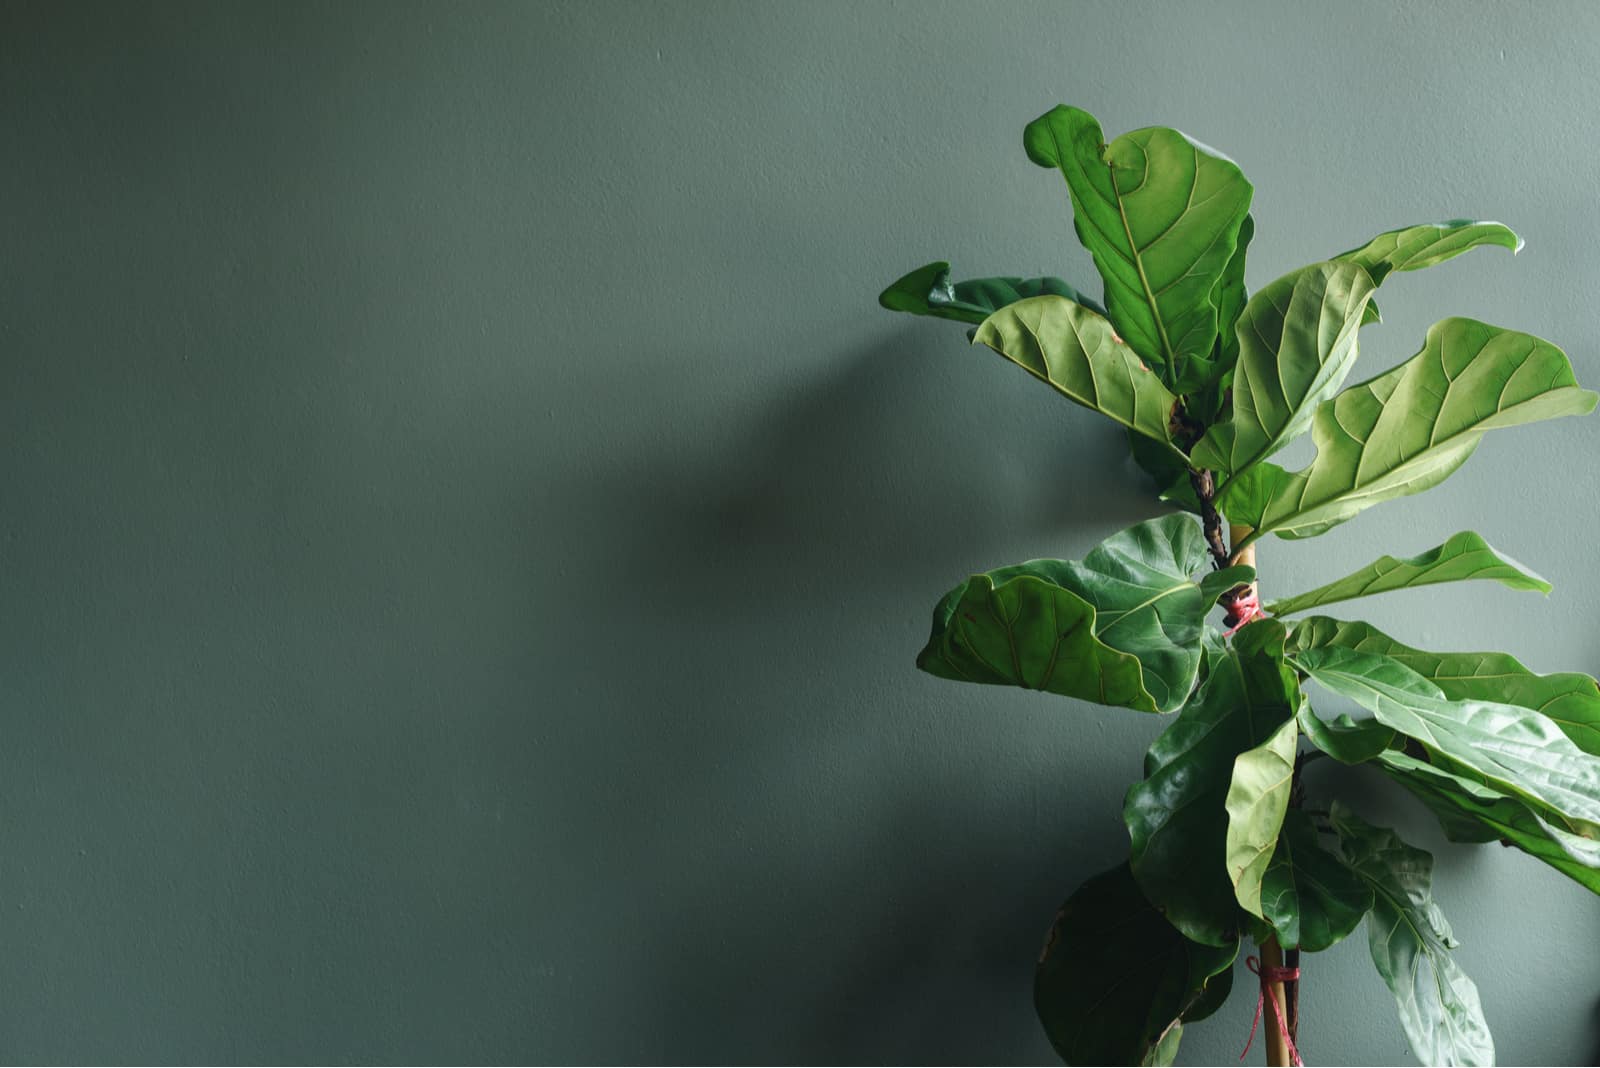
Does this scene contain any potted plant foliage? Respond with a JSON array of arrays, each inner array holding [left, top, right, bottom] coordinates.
[[879, 104, 1599, 1067]]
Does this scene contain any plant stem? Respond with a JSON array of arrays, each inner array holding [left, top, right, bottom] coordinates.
[[1261, 937, 1292, 1067], [1188, 468, 1231, 569]]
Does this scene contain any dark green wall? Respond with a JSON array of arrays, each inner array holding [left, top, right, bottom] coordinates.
[[4, 1, 1599, 1062]]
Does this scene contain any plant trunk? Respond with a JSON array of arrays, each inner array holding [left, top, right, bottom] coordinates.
[[1260, 937, 1292, 1067]]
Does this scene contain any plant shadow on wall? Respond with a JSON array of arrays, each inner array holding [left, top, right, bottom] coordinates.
[[575, 332, 1172, 1063], [879, 103, 1600, 1068]]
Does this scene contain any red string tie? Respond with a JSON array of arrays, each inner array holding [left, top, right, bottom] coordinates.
[[1239, 955, 1303, 1066], [1223, 586, 1265, 637]]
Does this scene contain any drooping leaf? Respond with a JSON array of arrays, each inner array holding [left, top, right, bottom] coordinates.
[[1023, 105, 1253, 393], [1260, 809, 1373, 951], [1296, 701, 1395, 765], [1141, 1022, 1183, 1067], [1289, 616, 1600, 756], [1190, 261, 1376, 476], [1331, 804, 1495, 1067], [1126, 430, 1200, 512], [1379, 751, 1600, 894], [918, 516, 1252, 713], [1225, 714, 1298, 917], [1337, 220, 1522, 287], [1219, 317, 1597, 542], [1124, 619, 1298, 944], [878, 260, 1104, 325], [1267, 530, 1550, 616], [1293, 646, 1600, 834], [1034, 863, 1237, 1066], [973, 296, 1186, 463]]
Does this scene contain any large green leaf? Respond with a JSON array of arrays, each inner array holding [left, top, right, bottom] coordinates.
[[1224, 715, 1297, 917], [1293, 645, 1600, 834], [1332, 804, 1494, 1067], [878, 260, 1104, 325], [1338, 220, 1522, 286], [1035, 863, 1237, 1066], [1024, 105, 1253, 393], [918, 516, 1251, 713], [1267, 530, 1550, 616], [1260, 809, 1373, 951], [1379, 751, 1600, 894], [1220, 317, 1597, 543], [1190, 261, 1375, 477], [1124, 620, 1298, 944], [974, 296, 1186, 463], [1289, 616, 1600, 756]]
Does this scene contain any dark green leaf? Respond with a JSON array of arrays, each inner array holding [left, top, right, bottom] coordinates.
[[1126, 430, 1200, 512], [1220, 317, 1597, 542], [1035, 863, 1237, 1066], [878, 260, 1103, 325], [973, 296, 1186, 462], [1297, 702, 1395, 765], [1332, 804, 1495, 1067], [1267, 530, 1550, 616], [1190, 261, 1376, 477], [1289, 616, 1600, 755], [1124, 619, 1298, 943], [1380, 751, 1600, 894], [1211, 213, 1254, 368], [1261, 809, 1373, 951], [1293, 646, 1600, 833], [1024, 105, 1253, 393], [918, 516, 1251, 713]]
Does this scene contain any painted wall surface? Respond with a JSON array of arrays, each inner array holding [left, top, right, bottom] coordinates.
[[4, 1, 1600, 1063]]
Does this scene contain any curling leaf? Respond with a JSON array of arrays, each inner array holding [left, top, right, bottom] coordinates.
[[1260, 809, 1373, 951], [879, 260, 1103, 325], [1225, 714, 1298, 917]]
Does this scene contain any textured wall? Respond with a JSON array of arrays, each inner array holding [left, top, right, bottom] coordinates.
[[4, 1, 1599, 1063]]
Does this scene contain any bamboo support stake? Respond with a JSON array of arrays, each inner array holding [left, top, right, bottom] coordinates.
[[1261, 937, 1292, 1067]]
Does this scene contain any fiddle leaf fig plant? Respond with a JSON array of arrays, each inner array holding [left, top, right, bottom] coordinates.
[[880, 104, 1599, 1067]]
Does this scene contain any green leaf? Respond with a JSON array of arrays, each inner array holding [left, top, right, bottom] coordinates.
[[1293, 646, 1600, 834], [1035, 863, 1237, 1066], [1267, 530, 1550, 616], [1190, 261, 1376, 476], [918, 516, 1252, 713], [1225, 714, 1297, 917], [1332, 804, 1495, 1067], [1260, 809, 1374, 951], [1024, 105, 1253, 393], [1219, 317, 1597, 542], [1141, 1022, 1183, 1067], [1337, 220, 1522, 287], [1379, 751, 1600, 894], [1124, 619, 1298, 944], [1210, 213, 1254, 368], [1289, 616, 1600, 756], [973, 296, 1186, 463], [878, 260, 1104, 325], [1126, 430, 1201, 512], [1296, 702, 1395, 765]]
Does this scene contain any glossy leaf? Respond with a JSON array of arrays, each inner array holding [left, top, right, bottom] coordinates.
[[1260, 809, 1373, 951], [1267, 530, 1550, 616], [1124, 620, 1298, 944], [1380, 751, 1600, 894], [1190, 261, 1375, 477], [1035, 863, 1237, 1066], [1220, 317, 1597, 542], [1332, 804, 1495, 1067], [1296, 702, 1395, 764], [1024, 105, 1253, 393], [1337, 220, 1521, 287], [878, 260, 1103, 325], [1225, 714, 1297, 917], [974, 296, 1186, 463], [1289, 616, 1600, 756], [1293, 646, 1600, 833], [918, 516, 1252, 713]]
